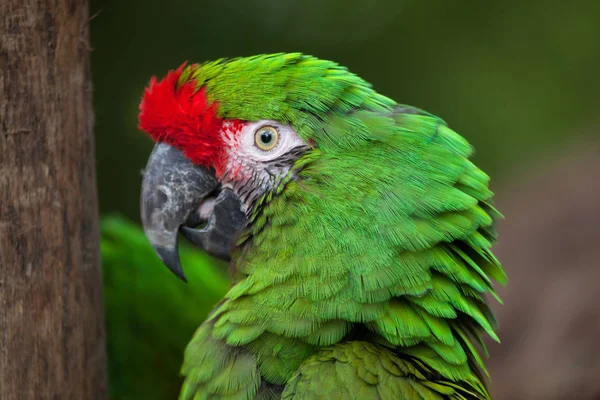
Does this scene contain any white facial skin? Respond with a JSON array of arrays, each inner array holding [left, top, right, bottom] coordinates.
[[218, 120, 309, 209], [222, 119, 307, 165]]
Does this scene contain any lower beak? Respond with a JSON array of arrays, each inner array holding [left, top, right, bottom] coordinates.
[[140, 143, 246, 281]]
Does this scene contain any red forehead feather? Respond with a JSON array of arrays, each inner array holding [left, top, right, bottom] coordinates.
[[138, 63, 225, 173]]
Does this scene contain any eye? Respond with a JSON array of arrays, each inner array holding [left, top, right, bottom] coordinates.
[[254, 125, 279, 151]]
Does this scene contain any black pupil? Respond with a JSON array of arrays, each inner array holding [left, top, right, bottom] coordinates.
[[260, 130, 273, 144]]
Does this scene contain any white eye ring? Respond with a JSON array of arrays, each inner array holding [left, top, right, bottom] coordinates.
[[254, 125, 279, 151], [238, 119, 307, 162]]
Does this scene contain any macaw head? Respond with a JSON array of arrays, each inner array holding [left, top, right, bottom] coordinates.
[[138, 53, 394, 280]]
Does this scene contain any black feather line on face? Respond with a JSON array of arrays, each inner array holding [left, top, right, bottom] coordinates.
[[265, 145, 311, 169], [230, 144, 311, 215]]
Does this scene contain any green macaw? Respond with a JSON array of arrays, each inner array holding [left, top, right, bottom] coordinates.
[[137, 53, 506, 399], [101, 216, 228, 399]]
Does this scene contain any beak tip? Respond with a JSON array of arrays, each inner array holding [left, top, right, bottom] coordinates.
[[155, 245, 188, 283]]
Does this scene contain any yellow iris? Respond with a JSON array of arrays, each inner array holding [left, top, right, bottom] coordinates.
[[254, 126, 279, 151]]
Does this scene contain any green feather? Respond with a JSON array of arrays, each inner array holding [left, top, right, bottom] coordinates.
[[150, 53, 507, 399]]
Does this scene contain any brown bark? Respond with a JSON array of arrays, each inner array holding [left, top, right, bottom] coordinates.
[[0, 1, 107, 399]]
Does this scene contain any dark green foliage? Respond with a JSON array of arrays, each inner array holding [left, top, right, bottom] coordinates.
[[101, 216, 228, 399]]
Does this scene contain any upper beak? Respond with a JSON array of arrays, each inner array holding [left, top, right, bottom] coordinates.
[[140, 143, 247, 281]]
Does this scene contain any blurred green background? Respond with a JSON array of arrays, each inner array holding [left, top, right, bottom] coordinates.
[[90, 1, 600, 399]]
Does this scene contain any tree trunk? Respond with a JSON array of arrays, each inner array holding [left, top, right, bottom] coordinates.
[[0, 1, 107, 399]]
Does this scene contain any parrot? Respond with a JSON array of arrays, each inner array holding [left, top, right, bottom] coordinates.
[[101, 215, 228, 399], [137, 53, 507, 399]]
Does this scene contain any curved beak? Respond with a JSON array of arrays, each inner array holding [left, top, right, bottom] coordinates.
[[140, 143, 246, 281]]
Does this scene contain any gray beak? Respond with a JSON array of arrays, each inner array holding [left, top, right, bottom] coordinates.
[[140, 143, 246, 281]]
